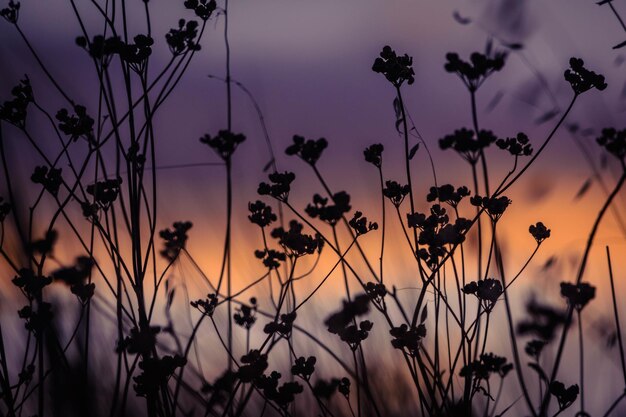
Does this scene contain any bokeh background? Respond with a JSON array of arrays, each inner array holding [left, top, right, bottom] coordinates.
[[2, 0, 626, 415]]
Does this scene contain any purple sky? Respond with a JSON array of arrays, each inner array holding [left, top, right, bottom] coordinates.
[[3, 1, 626, 413]]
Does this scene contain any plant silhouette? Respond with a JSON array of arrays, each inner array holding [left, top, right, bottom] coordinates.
[[0, 1, 626, 417]]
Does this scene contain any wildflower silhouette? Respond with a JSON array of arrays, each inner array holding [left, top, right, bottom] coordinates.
[[237, 350, 268, 382], [234, 298, 257, 329], [263, 311, 297, 337], [337, 377, 351, 398], [121, 326, 161, 355], [426, 184, 470, 207], [372, 45, 415, 87], [119, 34, 154, 73], [87, 178, 122, 210], [12, 268, 52, 300], [325, 294, 370, 334], [596, 128, 626, 161], [305, 191, 351, 226], [525, 339, 547, 359], [159, 221, 193, 261], [564, 57, 607, 95], [56, 105, 95, 142], [166, 19, 201, 56], [470, 195, 512, 221], [285, 135, 328, 166], [200, 130, 246, 161], [390, 323, 427, 357], [496, 132, 533, 156], [255, 371, 304, 409], [184, 0, 217, 21], [0, 77, 32, 128], [248, 200, 277, 228], [291, 356, 316, 381], [364, 282, 387, 308], [271, 220, 321, 258], [258, 171, 296, 202], [31, 166, 63, 196], [560, 282, 596, 311], [28, 230, 57, 256], [52, 256, 95, 303], [363, 143, 384, 167], [254, 248, 286, 269], [549, 381, 579, 413], [17, 302, 53, 334], [444, 49, 506, 91], [190, 293, 218, 317], [460, 353, 513, 380], [313, 378, 340, 400], [75, 35, 121, 66], [0, 0, 19, 24], [348, 211, 378, 236], [382, 180, 410, 207], [439, 128, 497, 164], [463, 278, 503, 310], [133, 355, 187, 397], [1, 2, 625, 416], [529, 221, 551, 244]]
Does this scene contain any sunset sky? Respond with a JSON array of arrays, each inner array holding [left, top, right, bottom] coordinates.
[[2, 1, 626, 414]]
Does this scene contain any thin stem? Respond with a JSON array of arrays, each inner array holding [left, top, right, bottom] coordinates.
[[606, 246, 626, 386]]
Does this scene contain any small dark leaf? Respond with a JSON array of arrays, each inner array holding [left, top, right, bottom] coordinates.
[[534, 108, 560, 125], [263, 159, 274, 173], [420, 305, 428, 323], [452, 10, 472, 25], [486, 38, 493, 56], [566, 123, 579, 134], [409, 143, 420, 160], [543, 256, 556, 271], [613, 40, 626, 50], [168, 288, 176, 308], [395, 118, 404, 134], [503, 43, 524, 51], [393, 98, 401, 119], [573, 178, 593, 201]]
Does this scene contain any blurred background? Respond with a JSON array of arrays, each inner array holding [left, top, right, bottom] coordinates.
[[2, 0, 626, 415]]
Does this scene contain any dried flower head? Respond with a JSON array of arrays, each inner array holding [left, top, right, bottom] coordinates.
[[560, 282, 595, 311], [0, 77, 33, 128], [564, 57, 607, 95], [529, 222, 551, 244], [596, 128, 626, 161], [496, 132, 533, 156], [439, 128, 497, 164], [444, 50, 506, 91], [285, 135, 328, 166], [200, 130, 246, 161], [363, 143, 384, 167], [372, 45, 415, 87], [258, 171, 296, 202], [184, 0, 217, 20]]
